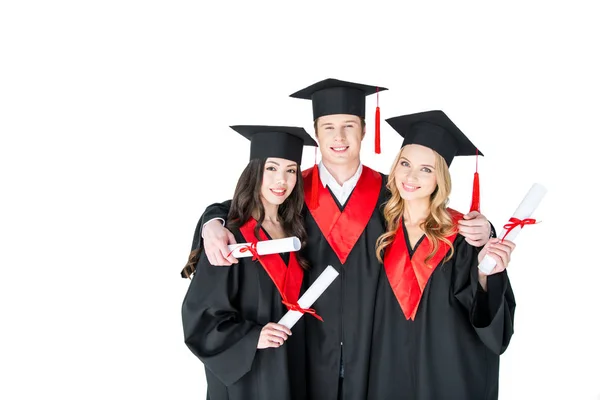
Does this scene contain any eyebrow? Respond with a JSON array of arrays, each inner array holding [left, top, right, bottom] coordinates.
[[400, 157, 435, 169], [266, 161, 297, 168], [319, 120, 359, 127]]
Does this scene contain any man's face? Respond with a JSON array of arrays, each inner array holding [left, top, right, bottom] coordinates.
[[315, 114, 364, 167]]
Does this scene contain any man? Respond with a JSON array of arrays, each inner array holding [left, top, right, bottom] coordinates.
[[194, 79, 494, 399]]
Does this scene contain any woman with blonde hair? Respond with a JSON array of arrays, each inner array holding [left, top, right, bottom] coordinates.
[[368, 110, 517, 400]]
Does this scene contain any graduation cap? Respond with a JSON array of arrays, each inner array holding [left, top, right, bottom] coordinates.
[[385, 110, 483, 212], [290, 78, 388, 154], [230, 125, 318, 165]]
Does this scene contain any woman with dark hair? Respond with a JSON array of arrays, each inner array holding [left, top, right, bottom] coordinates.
[[181, 125, 317, 400]]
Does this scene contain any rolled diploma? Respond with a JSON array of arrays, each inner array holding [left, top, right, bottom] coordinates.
[[278, 265, 340, 329], [478, 183, 547, 274], [227, 237, 301, 258]]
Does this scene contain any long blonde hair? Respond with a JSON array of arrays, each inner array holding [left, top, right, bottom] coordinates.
[[376, 146, 458, 265]]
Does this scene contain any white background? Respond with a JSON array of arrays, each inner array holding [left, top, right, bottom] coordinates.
[[1, 1, 598, 399]]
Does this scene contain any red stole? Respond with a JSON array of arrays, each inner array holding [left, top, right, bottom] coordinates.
[[383, 209, 463, 320], [238, 218, 320, 320], [302, 165, 382, 264]]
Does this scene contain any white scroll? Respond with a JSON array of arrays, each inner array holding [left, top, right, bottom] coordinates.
[[227, 236, 301, 258], [478, 183, 547, 274], [278, 265, 340, 329]]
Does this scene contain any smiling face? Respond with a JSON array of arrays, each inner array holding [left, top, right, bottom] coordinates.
[[393, 144, 439, 202], [314, 114, 365, 168], [260, 157, 298, 206]]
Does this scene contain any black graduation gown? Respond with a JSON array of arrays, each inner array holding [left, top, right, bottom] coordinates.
[[367, 216, 516, 400], [182, 225, 307, 400], [300, 165, 388, 400], [197, 165, 388, 400]]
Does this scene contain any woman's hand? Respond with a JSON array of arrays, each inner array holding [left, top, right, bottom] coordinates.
[[477, 238, 516, 291], [257, 322, 292, 349]]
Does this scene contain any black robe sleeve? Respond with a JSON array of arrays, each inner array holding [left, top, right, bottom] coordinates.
[[181, 200, 234, 278], [193, 200, 233, 250], [489, 221, 497, 239], [182, 250, 262, 386], [453, 237, 516, 355], [200, 200, 232, 228]]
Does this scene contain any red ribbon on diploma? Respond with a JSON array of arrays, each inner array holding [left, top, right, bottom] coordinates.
[[282, 299, 324, 322], [501, 217, 538, 241], [227, 241, 261, 261]]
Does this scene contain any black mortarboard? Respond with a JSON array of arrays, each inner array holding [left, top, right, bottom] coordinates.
[[385, 110, 482, 167], [290, 78, 389, 154], [290, 78, 387, 120], [386, 110, 483, 212], [230, 125, 318, 165]]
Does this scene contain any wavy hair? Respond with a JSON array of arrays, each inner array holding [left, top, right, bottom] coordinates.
[[182, 158, 310, 278], [376, 147, 457, 265], [226, 158, 309, 270]]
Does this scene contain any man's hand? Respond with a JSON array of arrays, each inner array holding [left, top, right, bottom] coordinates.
[[202, 219, 238, 265], [458, 211, 492, 247]]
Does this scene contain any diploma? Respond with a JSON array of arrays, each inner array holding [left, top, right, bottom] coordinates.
[[478, 183, 547, 274], [227, 237, 301, 258], [278, 265, 339, 329]]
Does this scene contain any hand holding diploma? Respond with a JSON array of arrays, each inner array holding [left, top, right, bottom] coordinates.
[[257, 322, 293, 349], [227, 236, 301, 258], [278, 265, 340, 329], [478, 183, 547, 274]]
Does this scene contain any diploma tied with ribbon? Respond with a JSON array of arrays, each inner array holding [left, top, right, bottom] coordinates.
[[227, 237, 301, 258], [278, 265, 340, 329], [478, 183, 547, 274], [227, 235, 339, 329]]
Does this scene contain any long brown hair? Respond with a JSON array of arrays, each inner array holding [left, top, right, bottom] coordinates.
[[376, 147, 457, 265], [182, 158, 310, 278], [227, 158, 309, 269]]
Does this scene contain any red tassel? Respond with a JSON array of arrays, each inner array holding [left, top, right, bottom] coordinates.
[[375, 88, 381, 154], [469, 172, 480, 212], [375, 106, 381, 154], [469, 150, 480, 212], [311, 148, 319, 208]]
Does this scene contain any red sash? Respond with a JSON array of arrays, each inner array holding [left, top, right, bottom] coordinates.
[[238, 218, 321, 320], [303, 165, 382, 264], [383, 209, 462, 320]]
